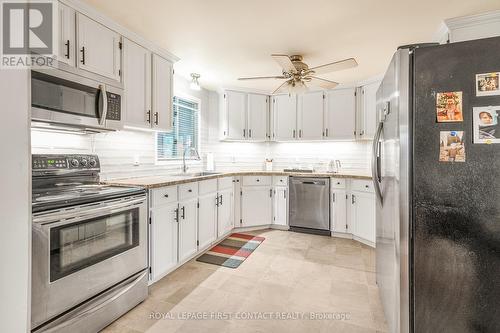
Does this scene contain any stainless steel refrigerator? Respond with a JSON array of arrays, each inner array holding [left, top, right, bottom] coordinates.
[[373, 37, 500, 333]]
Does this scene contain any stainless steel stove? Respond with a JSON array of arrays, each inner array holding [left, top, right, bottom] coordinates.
[[31, 154, 148, 333]]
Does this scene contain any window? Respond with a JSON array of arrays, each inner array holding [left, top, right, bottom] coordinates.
[[156, 96, 200, 160]]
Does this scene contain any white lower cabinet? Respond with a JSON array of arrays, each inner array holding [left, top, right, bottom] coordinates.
[[151, 201, 178, 281], [331, 189, 348, 233], [217, 188, 233, 237], [198, 192, 217, 250], [178, 197, 198, 263], [350, 191, 376, 245], [241, 186, 272, 227], [272, 186, 287, 226]]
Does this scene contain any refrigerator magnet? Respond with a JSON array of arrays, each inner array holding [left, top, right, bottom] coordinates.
[[439, 131, 466, 162], [436, 92, 463, 122], [476, 72, 500, 96], [473, 106, 500, 144]]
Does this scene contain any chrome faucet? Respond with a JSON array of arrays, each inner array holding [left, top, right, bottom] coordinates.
[[335, 159, 342, 172], [182, 147, 200, 173]]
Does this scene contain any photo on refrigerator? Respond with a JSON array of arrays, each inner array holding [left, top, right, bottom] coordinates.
[[439, 131, 466, 162], [473, 106, 500, 144], [436, 91, 464, 122]]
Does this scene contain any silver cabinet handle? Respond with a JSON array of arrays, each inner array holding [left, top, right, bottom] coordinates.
[[299, 129, 302, 138], [154, 112, 159, 125], [146, 110, 151, 124], [65, 40, 70, 59], [352, 194, 356, 204], [181, 206, 185, 219], [80, 46, 85, 64], [293, 129, 296, 138], [249, 129, 252, 138], [325, 128, 329, 137], [243, 129, 246, 138], [332, 193, 336, 202]]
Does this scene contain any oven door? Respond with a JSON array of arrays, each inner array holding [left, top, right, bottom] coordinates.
[[31, 69, 123, 131], [31, 194, 147, 329]]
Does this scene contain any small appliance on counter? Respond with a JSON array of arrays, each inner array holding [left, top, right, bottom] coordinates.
[[265, 158, 273, 171], [31, 154, 148, 333]]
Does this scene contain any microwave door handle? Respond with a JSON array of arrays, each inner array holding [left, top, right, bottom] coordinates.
[[98, 84, 108, 126]]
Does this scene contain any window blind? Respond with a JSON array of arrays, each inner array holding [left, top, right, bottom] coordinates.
[[156, 96, 199, 160]]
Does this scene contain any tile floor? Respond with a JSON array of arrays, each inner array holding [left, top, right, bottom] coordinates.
[[102, 229, 388, 333]]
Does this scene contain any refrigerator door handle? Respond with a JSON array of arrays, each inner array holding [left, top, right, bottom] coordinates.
[[372, 121, 383, 205]]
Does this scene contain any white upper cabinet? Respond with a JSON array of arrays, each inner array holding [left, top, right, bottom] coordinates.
[[356, 81, 380, 140], [297, 91, 324, 140], [325, 88, 356, 140], [123, 39, 151, 129], [272, 94, 297, 141], [247, 93, 269, 141], [152, 54, 174, 131], [223, 90, 247, 140], [57, 3, 76, 67], [76, 13, 121, 81]]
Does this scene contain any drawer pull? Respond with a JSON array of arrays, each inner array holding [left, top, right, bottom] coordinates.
[[164, 194, 169, 198], [188, 189, 192, 192], [256, 179, 260, 182], [365, 185, 369, 188]]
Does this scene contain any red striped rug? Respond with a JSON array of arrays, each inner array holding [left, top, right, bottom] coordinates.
[[196, 233, 265, 268]]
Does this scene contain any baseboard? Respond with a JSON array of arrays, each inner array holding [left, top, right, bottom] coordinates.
[[233, 224, 273, 232], [353, 235, 375, 248], [331, 232, 353, 239], [270, 224, 289, 230]]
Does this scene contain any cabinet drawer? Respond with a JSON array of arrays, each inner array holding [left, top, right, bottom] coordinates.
[[331, 178, 346, 189], [199, 179, 217, 195], [351, 179, 374, 193], [179, 182, 198, 200], [218, 177, 233, 190], [273, 176, 288, 186], [152, 186, 177, 206], [242, 176, 271, 186]]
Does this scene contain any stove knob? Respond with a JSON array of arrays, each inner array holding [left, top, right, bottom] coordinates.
[[89, 159, 97, 167], [71, 159, 79, 167], [80, 159, 88, 167]]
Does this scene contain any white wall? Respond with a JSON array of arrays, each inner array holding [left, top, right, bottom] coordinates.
[[32, 77, 371, 179], [0, 70, 31, 332]]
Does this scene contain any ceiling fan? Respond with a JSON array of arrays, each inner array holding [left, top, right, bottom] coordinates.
[[238, 54, 358, 94]]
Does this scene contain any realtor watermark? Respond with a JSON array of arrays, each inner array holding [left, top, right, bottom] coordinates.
[[149, 311, 351, 321], [1, 0, 58, 69]]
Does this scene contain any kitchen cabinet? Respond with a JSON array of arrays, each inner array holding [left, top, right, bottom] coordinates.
[[76, 13, 121, 81], [198, 192, 217, 250], [272, 94, 297, 141], [241, 186, 273, 227], [324, 88, 356, 140], [217, 188, 233, 237], [178, 197, 198, 263], [272, 186, 287, 226], [247, 93, 269, 140], [356, 81, 380, 140], [123, 39, 151, 129], [151, 202, 178, 281], [57, 3, 76, 67], [351, 191, 376, 244], [152, 54, 174, 131], [297, 91, 324, 140], [331, 189, 348, 233], [222, 90, 247, 140]]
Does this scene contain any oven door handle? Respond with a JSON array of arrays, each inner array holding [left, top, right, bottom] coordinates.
[[98, 84, 108, 126], [33, 196, 146, 226]]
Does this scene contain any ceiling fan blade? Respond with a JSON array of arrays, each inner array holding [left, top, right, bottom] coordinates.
[[271, 79, 291, 95], [271, 54, 296, 73], [307, 76, 339, 89], [309, 58, 358, 75], [238, 75, 286, 80]]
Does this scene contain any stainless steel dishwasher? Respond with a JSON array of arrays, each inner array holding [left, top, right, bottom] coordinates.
[[289, 177, 330, 235]]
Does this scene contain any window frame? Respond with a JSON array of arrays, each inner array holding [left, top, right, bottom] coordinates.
[[155, 93, 202, 164]]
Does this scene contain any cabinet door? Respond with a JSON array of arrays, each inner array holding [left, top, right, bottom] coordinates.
[[241, 186, 272, 227], [358, 81, 380, 140], [178, 198, 198, 262], [198, 193, 217, 250], [325, 88, 356, 140], [297, 91, 324, 140], [77, 13, 121, 81], [272, 94, 297, 141], [151, 202, 178, 281], [57, 3, 75, 66], [224, 91, 247, 140], [123, 39, 151, 128], [152, 54, 173, 131], [217, 188, 233, 238], [351, 192, 376, 244], [273, 186, 287, 226], [332, 189, 347, 233], [247, 93, 268, 141]]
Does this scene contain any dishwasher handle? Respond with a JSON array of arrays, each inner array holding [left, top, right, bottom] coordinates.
[[299, 180, 326, 185]]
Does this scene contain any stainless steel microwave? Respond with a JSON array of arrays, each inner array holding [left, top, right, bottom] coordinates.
[[31, 69, 123, 132]]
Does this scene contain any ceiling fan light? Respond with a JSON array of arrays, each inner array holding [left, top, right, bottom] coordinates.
[[190, 73, 201, 91]]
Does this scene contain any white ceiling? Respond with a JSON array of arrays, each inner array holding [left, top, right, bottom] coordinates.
[[83, 0, 500, 92]]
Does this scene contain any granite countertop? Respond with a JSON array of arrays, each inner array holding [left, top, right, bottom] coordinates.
[[103, 170, 372, 189]]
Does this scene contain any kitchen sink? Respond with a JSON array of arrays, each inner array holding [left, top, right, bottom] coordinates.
[[173, 171, 221, 177]]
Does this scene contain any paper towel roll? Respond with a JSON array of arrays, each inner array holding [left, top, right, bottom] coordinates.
[[206, 153, 215, 171]]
